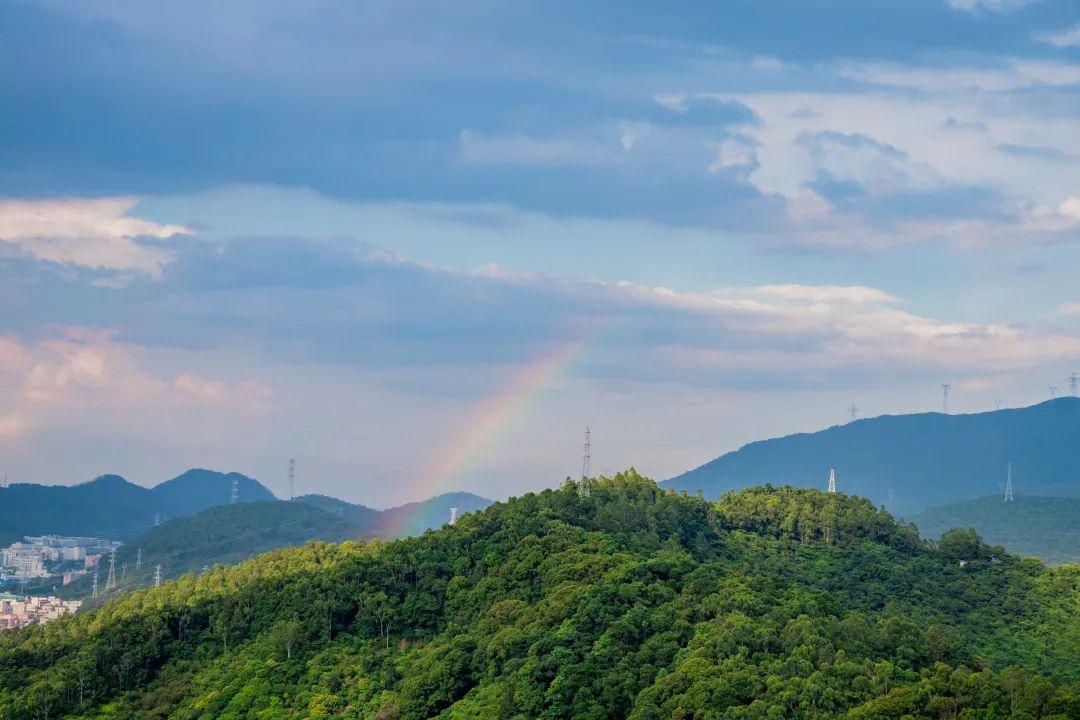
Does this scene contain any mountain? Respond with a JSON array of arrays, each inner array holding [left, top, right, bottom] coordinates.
[[297, 490, 493, 537], [667, 397, 1080, 512], [0, 469, 277, 540], [908, 495, 1080, 565], [2, 472, 1078, 719]]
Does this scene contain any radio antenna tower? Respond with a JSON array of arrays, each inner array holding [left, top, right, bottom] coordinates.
[[1070, 372, 1079, 397], [827, 468, 837, 494], [229, 476, 238, 504], [449, 507, 458, 525], [135, 548, 142, 571], [1049, 385, 1058, 399], [1004, 462, 1014, 502], [848, 403, 859, 422], [582, 426, 591, 479], [105, 550, 117, 591], [154, 564, 162, 588], [288, 459, 296, 501], [941, 384, 951, 412], [91, 569, 98, 599]]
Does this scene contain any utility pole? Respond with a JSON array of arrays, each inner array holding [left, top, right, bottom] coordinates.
[[105, 550, 117, 591], [1004, 462, 1014, 503], [288, 459, 296, 501], [941, 384, 951, 413], [582, 426, 591, 479], [827, 468, 837, 494], [153, 564, 162, 588]]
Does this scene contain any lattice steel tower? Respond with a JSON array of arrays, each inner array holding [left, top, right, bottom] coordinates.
[[288, 458, 296, 501], [582, 426, 591, 479], [1004, 462, 1014, 503], [827, 468, 837, 494]]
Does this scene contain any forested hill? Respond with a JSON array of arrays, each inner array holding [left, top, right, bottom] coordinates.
[[0, 469, 275, 540], [909, 495, 1080, 565], [2, 472, 1079, 719], [51, 501, 366, 602], [667, 397, 1080, 512]]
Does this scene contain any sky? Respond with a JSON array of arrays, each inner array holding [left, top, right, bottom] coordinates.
[[1, 0, 1079, 506]]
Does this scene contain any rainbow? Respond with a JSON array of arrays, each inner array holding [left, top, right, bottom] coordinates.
[[385, 325, 603, 536]]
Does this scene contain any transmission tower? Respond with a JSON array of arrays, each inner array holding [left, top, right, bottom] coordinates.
[[288, 458, 296, 501], [229, 476, 238, 504], [2, 474, 6, 489], [91, 570, 98, 599], [449, 507, 459, 525], [1070, 372, 1079, 397], [153, 564, 162, 588], [848, 403, 859, 422], [581, 426, 591, 479], [136, 548, 142, 571], [1004, 462, 1014, 502], [1050, 385, 1058, 399], [105, 550, 117, 591], [941, 384, 951, 412], [827, 468, 837, 494]]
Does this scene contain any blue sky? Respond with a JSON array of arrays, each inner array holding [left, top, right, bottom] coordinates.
[[1, 0, 1079, 506]]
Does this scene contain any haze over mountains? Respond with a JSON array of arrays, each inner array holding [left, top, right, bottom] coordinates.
[[667, 398, 1080, 513]]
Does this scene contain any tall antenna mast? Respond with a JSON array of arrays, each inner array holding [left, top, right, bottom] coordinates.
[[154, 564, 162, 588], [827, 468, 837, 494], [287, 458, 296, 501], [1070, 372, 1079, 397], [941, 384, 951, 412], [1004, 462, 1014, 502], [229, 476, 239, 504], [105, 550, 117, 591], [581, 426, 591, 479], [848, 403, 859, 422]]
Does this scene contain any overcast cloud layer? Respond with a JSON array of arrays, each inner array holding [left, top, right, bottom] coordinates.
[[1, 0, 1079, 505]]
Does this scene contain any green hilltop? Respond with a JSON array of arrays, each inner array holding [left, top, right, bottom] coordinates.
[[1, 472, 1078, 719]]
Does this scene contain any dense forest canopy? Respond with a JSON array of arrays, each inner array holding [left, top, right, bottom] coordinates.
[[1, 471, 1078, 719]]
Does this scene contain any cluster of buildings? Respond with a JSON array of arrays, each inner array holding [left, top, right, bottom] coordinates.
[[0, 592, 82, 629], [0, 535, 120, 584]]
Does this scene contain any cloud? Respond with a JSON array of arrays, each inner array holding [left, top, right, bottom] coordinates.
[[0, 197, 189, 276], [458, 131, 615, 167], [945, 0, 1039, 13], [0, 328, 273, 443], [1035, 24, 1080, 47]]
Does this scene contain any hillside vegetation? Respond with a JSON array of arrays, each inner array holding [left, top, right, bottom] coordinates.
[[667, 397, 1080, 512], [1, 472, 1079, 719], [909, 495, 1080, 565]]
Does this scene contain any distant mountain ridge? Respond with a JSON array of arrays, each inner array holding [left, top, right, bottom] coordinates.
[[0, 469, 276, 540], [297, 490, 492, 538], [666, 398, 1080, 512]]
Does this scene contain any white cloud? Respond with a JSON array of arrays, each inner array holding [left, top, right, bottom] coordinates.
[[0, 329, 273, 444], [0, 197, 189, 276], [1036, 24, 1080, 48], [945, 0, 1039, 13]]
